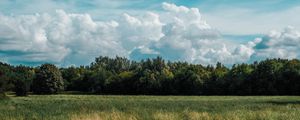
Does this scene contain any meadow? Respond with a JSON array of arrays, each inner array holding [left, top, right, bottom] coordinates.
[[0, 95, 300, 120]]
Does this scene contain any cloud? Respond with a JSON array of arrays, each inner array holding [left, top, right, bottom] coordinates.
[[250, 26, 300, 61], [117, 12, 164, 50], [1, 2, 299, 66], [130, 3, 252, 65], [0, 10, 126, 65]]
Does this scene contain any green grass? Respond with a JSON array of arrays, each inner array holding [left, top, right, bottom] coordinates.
[[0, 95, 300, 120]]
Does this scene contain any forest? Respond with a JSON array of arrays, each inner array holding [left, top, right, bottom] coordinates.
[[1, 56, 300, 97]]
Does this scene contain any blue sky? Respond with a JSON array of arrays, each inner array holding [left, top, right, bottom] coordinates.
[[1, 0, 300, 66], [1, 0, 300, 34]]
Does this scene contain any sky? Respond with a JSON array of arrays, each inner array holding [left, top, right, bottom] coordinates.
[[1, 0, 300, 66]]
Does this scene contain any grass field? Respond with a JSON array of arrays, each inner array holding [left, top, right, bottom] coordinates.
[[0, 95, 300, 120]]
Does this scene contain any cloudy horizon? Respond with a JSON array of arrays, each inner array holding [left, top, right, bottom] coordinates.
[[1, 0, 300, 66]]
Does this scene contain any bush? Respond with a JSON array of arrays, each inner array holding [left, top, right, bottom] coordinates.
[[32, 64, 64, 94]]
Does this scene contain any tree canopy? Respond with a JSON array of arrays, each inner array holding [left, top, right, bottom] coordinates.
[[32, 64, 64, 94], [0, 57, 299, 96]]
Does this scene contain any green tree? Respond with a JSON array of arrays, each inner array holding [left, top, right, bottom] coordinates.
[[204, 62, 229, 95], [226, 64, 253, 95], [0, 76, 6, 98], [174, 68, 204, 95], [0, 70, 7, 98], [60, 66, 87, 91], [160, 68, 175, 94], [14, 79, 27, 96], [87, 68, 112, 93], [280, 59, 300, 95], [250, 59, 287, 95], [32, 64, 64, 94], [0, 62, 13, 98], [13, 66, 34, 96]]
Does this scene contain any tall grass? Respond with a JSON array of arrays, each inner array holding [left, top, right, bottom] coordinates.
[[0, 95, 299, 120]]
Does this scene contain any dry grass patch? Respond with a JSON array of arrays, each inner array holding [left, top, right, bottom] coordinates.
[[153, 112, 179, 120], [185, 111, 211, 120], [71, 111, 138, 120]]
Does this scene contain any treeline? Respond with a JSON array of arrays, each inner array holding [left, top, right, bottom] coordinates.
[[1, 56, 300, 97]]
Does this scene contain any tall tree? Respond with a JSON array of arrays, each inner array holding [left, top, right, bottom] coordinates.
[[13, 65, 34, 96], [174, 68, 204, 95], [0, 62, 13, 98], [32, 64, 64, 94]]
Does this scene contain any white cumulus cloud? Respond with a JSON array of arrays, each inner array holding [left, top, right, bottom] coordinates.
[[251, 26, 300, 61], [0, 10, 126, 65], [1, 2, 299, 66], [131, 2, 252, 65]]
